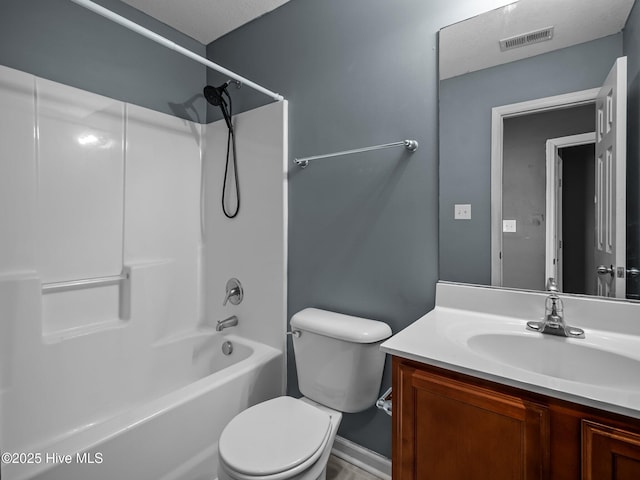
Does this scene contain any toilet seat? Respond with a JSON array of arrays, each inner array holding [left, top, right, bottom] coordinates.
[[219, 397, 332, 480]]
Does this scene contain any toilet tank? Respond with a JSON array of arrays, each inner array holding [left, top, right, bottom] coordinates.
[[290, 308, 392, 413]]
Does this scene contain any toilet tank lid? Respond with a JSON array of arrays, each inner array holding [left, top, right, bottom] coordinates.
[[291, 308, 392, 343]]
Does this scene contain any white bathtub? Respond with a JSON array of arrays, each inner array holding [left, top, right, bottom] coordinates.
[[2, 333, 283, 480]]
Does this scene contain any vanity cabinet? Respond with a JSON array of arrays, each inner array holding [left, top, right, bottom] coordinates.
[[582, 421, 640, 480], [392, 357, 640, 480]]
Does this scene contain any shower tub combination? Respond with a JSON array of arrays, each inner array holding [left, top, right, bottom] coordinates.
[[0, 5, 288, 477], [2, 332, 282, 480]]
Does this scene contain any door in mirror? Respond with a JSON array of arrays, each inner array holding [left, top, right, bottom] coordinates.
[[594, 57, 627, 298]]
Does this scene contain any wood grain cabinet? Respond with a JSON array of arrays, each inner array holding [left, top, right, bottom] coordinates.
[[582, 420, 640, 479], [392, 357, 640, 480]]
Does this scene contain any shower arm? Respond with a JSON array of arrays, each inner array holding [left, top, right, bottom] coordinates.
[[68, 0, 284, 102]]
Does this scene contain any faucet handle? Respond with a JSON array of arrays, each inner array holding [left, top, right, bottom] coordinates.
[[223, 278, 243, 306]]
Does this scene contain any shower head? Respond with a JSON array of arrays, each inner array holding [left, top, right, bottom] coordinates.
[[204, 81, 234, 130], [203, 79, 241, 107], [203, 82, 229, 107], [204, 81, 241, 219]]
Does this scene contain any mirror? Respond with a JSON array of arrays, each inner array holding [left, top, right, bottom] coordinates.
[[438, 0, 640, 300]]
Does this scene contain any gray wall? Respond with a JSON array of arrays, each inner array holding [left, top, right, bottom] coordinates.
[[205, 0, 501, 458], [0, 0, 207, 122], [439, 35, 623, 286], [624, 0, 640, 299], [502, 106, 594, 291]]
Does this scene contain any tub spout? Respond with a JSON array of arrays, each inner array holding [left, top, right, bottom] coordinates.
[[216, 315, 238, 331]]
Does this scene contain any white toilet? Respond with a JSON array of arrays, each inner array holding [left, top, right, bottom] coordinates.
[[217, 308, 392, 480]]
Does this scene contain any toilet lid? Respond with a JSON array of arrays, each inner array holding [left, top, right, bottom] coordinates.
[[219, 397, 331, 476]]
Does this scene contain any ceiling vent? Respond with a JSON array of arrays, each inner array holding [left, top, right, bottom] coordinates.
[[500, 26, 554, 51]]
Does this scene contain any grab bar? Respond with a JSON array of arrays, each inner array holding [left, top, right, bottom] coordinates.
[[42, 273, 129, 294], [376, 387, 392, 416]]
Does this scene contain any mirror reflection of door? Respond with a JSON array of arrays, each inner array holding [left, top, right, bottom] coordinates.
[[593, 57, 627, 298], [501, 105, 594, 291], [545, 135, 596, 296], [499, 57, 627, 298]]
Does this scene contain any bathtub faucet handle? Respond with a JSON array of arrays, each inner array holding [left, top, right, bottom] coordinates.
[[223, 278, 243, 306]]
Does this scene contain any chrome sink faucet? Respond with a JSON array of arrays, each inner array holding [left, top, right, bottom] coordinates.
[[526, 278, 585, 338]]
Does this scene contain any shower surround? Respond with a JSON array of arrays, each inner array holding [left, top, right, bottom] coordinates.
[[0, 64, 288, 480]]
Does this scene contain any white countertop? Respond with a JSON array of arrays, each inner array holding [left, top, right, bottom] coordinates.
[[381, 282, 640, 419]]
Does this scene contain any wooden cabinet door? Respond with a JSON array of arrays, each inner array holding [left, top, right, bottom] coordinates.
[[582, 420, 640, 480], [393, 359, 549, 480]]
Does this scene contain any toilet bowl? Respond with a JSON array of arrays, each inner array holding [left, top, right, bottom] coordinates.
[[217, 397, 342, 480], [216, 308, 392, 480]]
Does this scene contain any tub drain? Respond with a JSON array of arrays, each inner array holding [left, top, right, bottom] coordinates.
[[222, 341, 233, 355]]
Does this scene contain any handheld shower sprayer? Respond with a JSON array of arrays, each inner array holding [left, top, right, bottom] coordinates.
[[203, 80, 239, 129], [203, 80, 242, 218]]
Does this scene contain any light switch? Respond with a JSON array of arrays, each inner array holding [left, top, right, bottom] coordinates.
[[454, 204, 471, 220], [503, 220, 517, 232]]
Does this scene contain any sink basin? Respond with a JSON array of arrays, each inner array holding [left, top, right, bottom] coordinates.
[[467, 333, 640, 389]]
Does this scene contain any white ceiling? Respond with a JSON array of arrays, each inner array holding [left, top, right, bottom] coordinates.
[[440, 0, 636, 80], [119, 0, 292, 45]]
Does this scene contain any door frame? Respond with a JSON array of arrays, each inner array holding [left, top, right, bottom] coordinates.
[[490, 88, 600, 286], [544, 132, 596, 290]]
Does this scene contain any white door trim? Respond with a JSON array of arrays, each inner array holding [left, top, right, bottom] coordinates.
[[490, 88, 600, 286], [544, 132, 596, 289]]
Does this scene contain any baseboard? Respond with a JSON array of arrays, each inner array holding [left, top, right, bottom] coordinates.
[[331, 436, 391, 480]]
